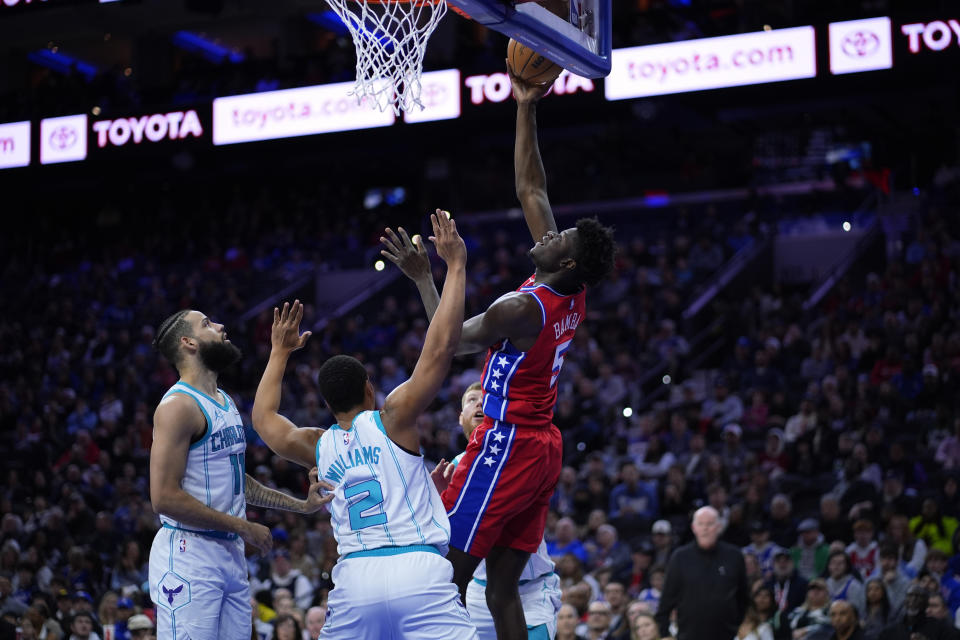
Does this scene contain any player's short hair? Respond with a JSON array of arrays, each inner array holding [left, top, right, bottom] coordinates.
[[153, 310, 193, 367], [461, 381, 482, 407], [573, 218, 616, 287], [317, 355, 369, 414]]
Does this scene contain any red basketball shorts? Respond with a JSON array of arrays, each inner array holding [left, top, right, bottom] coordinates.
[[441, 418, 562, 557]]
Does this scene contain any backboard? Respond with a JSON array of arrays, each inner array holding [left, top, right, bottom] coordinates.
[[447, 0, 612, 78]]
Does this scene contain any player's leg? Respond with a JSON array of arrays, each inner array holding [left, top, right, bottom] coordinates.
[[219, 539, 253, 640], [447, 545, 483, 604], [484, 545, 531, 640]]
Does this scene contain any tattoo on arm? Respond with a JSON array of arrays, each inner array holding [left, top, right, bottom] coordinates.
[[244, 474, 307, 513]]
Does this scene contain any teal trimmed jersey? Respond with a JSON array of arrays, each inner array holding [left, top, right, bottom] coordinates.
[[159, 381, 247, 533], [316, 410, 450, 558]]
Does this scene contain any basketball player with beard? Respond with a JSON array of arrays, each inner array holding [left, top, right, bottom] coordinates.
[[148, 310, 334, 640]]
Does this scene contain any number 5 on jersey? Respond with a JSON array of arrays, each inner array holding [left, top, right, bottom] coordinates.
[[550, 339, 573, 388]]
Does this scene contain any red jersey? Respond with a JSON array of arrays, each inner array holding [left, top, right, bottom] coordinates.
[[479, 275, 586, 429]]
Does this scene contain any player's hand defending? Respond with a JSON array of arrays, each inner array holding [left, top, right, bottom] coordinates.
[[506, 59, 552, 104], [304, 467, 336, 514], [429, 209, 466, 269], [380, 226, 431, 282], [430, 458, 456, 494], [241, 521, 273, 555], [272, 300, 312, 354]]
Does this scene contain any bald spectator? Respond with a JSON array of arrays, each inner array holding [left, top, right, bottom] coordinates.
[[828, 600, 863, 640], [305, 606, 326, 640], [549, 518, 590, 564], [656, 507, 749, 640]]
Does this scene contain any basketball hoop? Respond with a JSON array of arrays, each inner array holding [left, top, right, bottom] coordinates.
[[325, 0, 448, 115]]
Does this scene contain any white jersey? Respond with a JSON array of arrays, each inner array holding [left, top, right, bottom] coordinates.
[[159, 381, 247, 534], [474, 539, 555, 584], [316, 410, 450, 558]]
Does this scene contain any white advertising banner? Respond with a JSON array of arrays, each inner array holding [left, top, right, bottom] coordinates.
[[0, 121, 31, 169], [212, 82, 395, 146], [605, 26, 817, 100]]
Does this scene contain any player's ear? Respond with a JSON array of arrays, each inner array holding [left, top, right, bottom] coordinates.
[[560, 257, 576, 271]]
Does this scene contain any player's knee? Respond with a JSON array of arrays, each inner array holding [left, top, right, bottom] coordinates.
[[484, 581, 520, 612]]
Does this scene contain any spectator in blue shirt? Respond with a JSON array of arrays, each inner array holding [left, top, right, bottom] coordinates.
[[548, 517, 590, 565], [609, 462, 659, 521]]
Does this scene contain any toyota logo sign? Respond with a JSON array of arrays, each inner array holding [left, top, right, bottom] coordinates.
[[48, 126, 78, 150], [841, 30, 880, 58], [828, 17, 892, 76], [419, 82, 447, 109]]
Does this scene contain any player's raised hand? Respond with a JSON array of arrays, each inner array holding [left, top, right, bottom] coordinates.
[[507, 59, 552, 104], [429, 209, 466, 269], [430, 458, 456, 494], [380, 226, 431, 282], [272, 300, 312, 353], [241, 521, 273, 555], [304, 467, 336, 513]]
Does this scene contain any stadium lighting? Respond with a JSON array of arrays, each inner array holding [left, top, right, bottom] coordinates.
[[662, 374, 672, 385], [374, 260, 385, 272], [842, 221, 852, 232], [28, 49, 99, 81], [623, 407, 633, 418]]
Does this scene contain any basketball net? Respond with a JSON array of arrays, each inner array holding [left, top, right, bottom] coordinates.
[[325, 0, 448, 115]]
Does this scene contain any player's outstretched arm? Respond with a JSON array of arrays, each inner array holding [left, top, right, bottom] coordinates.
[[509, 61, 557, 244], [381, 212, 466, 452], [150, 396, 273, 554], [244, 467, 334, 514], [251, 300, 324, 469], [381, 221, 441, 320]]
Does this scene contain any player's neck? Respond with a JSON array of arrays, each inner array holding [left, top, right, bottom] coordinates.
[[179, 367, 219, 398], [532, 269, 579, 295], [333, 407, 366, 431]]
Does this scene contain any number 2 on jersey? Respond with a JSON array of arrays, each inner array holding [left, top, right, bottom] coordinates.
[[550, 339, 573, 388], [344, 479, 387, 531]]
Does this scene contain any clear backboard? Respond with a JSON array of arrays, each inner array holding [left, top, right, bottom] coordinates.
[[447, 0, 612, 78]]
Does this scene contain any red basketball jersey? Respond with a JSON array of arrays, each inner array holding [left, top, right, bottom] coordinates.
[[479, 275, 586, 429]]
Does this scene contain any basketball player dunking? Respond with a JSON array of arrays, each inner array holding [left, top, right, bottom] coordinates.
[[149, 310, 334, 640], [381, 65, 616, 640]]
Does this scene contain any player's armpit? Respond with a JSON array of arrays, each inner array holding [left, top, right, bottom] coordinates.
[[457, 292, 543, 355]]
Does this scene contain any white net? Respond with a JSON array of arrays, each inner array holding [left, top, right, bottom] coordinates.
[[325, 0, 448, 115]]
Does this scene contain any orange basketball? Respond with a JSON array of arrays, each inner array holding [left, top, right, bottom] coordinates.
[[507, 39, 563, 86]]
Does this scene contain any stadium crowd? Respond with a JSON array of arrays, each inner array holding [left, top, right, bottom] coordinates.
[[1, 168, 959, 640]]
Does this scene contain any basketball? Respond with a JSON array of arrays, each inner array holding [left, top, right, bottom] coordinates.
[[508, 38, 563, 85]]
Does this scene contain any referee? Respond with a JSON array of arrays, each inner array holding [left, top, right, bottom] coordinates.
[[655, 506, 750, 640]]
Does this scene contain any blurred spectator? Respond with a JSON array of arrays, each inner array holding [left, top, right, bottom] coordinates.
[[67, 611, 101, 640], [909, 499, 958, 555], [785, 578, 832, 640], [860, 578, 894, 640], [701, 378, 744, 428], [767, 550, 807, 617], [846, 520, 879, 578], [827, 599, 862, 640], [554, 603, 583, 640], [127, 613, 155, 640], [609, 463, 658, 523], [650, 521, 674, 568], [825, 552, 864, 617], [744, 521, 781, 582], [865, 544, 910, 614], [876, 584, 957, 640], [549, 518, 590, 565], [304, 606, 325, 640], [270, 613, 303, 640]]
